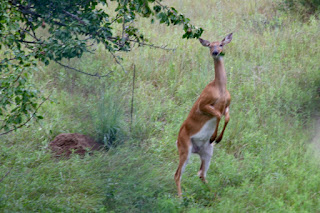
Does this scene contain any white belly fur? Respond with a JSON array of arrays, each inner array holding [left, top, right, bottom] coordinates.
[[191, 118, 217, 142]]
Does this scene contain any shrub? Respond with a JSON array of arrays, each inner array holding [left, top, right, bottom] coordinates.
[[283, 0, 320, 17], [90, 89, 125, 149]]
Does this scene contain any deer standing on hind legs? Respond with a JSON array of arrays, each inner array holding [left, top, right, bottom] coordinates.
[[174, 33, 233, 197]]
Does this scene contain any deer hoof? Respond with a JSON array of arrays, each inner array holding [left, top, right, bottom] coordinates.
[[215, 137, 222, 143]]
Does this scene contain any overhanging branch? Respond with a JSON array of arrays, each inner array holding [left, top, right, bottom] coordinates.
[[109, 51, 127, 73], [54, 60, 114, 78], [129, 39, 176, 51], [63, 10, 87, 25], [0, 94, 51, 136]]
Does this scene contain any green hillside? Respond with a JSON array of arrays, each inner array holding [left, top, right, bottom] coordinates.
[[1, 0, 320, 212]]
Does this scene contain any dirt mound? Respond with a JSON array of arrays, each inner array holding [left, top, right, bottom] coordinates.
[[49, 133, 102, 157]]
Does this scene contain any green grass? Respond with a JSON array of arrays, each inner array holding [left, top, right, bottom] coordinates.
[[1, 0, 320, 212]]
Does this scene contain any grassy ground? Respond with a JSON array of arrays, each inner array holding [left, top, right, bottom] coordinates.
[[1, 0, 320, 212]]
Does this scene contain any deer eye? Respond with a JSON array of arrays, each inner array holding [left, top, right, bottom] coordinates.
[[219, 44, 223, 47]]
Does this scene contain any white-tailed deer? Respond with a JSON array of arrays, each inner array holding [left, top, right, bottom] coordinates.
[[174, 33, 233, 196]]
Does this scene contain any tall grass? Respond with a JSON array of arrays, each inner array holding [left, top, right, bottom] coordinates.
[[1, 0, 320, 212], [90, 89, 125, 148]]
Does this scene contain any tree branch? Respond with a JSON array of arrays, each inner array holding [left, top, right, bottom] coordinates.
[[54, 60, 113, 78], [0, 94, 51, 136], [155, 0, 165, 7], [0, 68, 25, 93], [1, 53, 32, 62], [17, 39, 41, 44], [129, 39, 176, 51], [10, 1, 67, 27], [110, 15, 122, 24], [63, 10, 87, 25], [109, 51, 127, 73]]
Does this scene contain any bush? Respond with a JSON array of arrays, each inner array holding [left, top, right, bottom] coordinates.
[[283, 0, 320, 17], [90, 88, 125, 149]]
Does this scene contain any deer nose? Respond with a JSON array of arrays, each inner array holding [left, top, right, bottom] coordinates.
[[212, 51, 219, 56]]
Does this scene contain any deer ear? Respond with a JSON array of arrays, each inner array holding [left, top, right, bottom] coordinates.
[[199, 38, 210, 47], [221, 33, 233, 45]]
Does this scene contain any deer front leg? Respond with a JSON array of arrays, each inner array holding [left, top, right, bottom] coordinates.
[[210, 118, 220, 143], [199, 104, 222, 119], [215, 107, 230, 143], [199, 103, 222, 143]]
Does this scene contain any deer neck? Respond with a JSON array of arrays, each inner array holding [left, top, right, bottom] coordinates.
[[213, 57, 227, 93]]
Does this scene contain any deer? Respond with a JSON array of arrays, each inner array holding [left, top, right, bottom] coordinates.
[[174, 33, 233, 197]]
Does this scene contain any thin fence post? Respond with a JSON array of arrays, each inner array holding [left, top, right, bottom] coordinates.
[[130, 64, 136, 133]]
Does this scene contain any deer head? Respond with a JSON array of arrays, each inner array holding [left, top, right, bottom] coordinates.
[[199, 33, 233, 58]]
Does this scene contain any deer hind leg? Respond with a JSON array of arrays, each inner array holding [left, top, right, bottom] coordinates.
[[174, 137, 192, 197], [198, 142, 214, 183], [198, 159, 204, 176]]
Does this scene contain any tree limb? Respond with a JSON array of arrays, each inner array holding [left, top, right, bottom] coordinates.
[[1, 53, 32, 62], [109, 51, 127, 73], [63, 10, 87, 25], [54, 60, 113, 78], [17, 39, 40, 44], [129, 39, 176, 51], [10, 1, 67, 27], [0, 94, 51, 136]]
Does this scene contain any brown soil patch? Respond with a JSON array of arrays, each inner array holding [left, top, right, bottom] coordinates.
[[49, 133, 102, 158]]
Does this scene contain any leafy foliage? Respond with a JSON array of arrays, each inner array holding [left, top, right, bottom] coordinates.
[[0, 0, 203, 133]]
